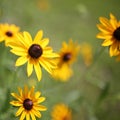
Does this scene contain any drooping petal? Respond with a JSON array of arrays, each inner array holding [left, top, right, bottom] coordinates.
[[34, 62, 42, 81], [27, 59, 33, 77]]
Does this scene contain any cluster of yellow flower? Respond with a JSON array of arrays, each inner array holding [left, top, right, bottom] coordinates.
[[0, 12, 119, 120], [0, 23, 81, 120]]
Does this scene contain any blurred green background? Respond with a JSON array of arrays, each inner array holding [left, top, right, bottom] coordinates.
[[0, 0, 120, 120]]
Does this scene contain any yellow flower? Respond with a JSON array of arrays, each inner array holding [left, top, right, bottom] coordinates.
[[52, 39, 80, 81], [96, 13, 120, 56], [9, 30, 59, 81], [51, 103, 72, 120], [10, 86, 47, 120], [0, 23, 20, 46], [52, 63, 73, 82], [80, 43, 93, 66]]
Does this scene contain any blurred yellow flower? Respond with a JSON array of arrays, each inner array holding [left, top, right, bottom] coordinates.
[[52, 39, 80, 81], [96, 13, 120, 56], [80, 43, 93, 66], [51, 103, 72, 120], [0, 23, 20, 46], [52, 63, 73, 82], [9, 30, 59, 81], [10, 86, 47, 120]]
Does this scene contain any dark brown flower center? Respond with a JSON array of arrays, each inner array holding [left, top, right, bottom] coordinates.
[[113, 27, 120, 41], [28, 44, 43, 59], [63, 53, 71, 62], [5, 31, 13, 37], [23, 98, 33, 110]]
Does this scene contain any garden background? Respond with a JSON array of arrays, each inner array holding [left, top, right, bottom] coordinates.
[[0, 0, 120, 120]]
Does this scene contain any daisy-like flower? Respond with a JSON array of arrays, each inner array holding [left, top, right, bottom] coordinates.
[[96, 13, 120, 56], [51, 103, 72, 120], [8, 30, 59, 81], [10, 86, 47, 120], [0, 23, 20, 46], [52, 39, 80, 81]]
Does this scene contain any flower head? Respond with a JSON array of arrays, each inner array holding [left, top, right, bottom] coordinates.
[[51, 39, 80, 81], [51, 103, 72, 120], [9, 30, 59, 81], [0, 23, 20, 46], [10, 86, 47, 120], [59, 39, 80, 66], [96, 13, 120, 56]]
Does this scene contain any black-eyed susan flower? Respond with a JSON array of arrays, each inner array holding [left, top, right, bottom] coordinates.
[[52, 39, 80, 81], [96, 13, 120, 56], [51, 103, 72, 120], [8, 30, 59, 81], [10, 86, 47, 120], [0, 23, 20, 46], [80, 43, 93, 66]]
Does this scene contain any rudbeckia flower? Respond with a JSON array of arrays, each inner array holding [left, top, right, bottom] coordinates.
[[0, 23, 20, 46], [96, 13, 120, 56], [51, 103, 72, 120], [8, 30, 59, 81], [10, 86, 47, 120], [51, 39, 80, 81]]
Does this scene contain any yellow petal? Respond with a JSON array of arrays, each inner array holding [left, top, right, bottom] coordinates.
[[26, 113, 30, 120], [34, 62, 42, 81], [23, 31, 32, 46], [99, 17, 111, 28], [39, 38, 49, 48], [32, 109, 41, 118], [27, 60, 33, 77], [37, 97, 46, 103], [10, 49, 27, 56], [15, 56, 28, 66], [35, 91, 41, 99], [102, 39, 114, 46], [36, 105, 47, 111], [10, 93, 22, 102], [96, 33, 112, 39], [16, 107, 24, 116], [10, 101, 22, 106], [39, 58, 52, 74], [30, 112, 36, 120], [20, 111, 26, 120], [34, 30, 43, 43], [42, 52, 59, 58]]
